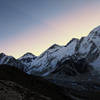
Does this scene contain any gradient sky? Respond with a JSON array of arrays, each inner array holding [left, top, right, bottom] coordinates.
[[0, 0, 100, 58]]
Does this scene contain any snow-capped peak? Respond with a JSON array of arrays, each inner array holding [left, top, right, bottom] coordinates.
[[18, 52, 37, 68], [18, 52, 36, 60], [0, 53, 6, 57], [48, 44, 61, 50], [86, 26, 100, 51], [65, 38, 79, 47], [87, 25, 100, 40], [90, 25, 100, 33], [0, 53, 12, 64]]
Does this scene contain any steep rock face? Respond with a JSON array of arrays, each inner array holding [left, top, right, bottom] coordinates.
[[0, 53, 28, 72]]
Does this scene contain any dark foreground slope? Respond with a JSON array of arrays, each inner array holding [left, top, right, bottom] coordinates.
[[0, 80, 52, 100], [0, 64, 70, 100], [1, 65, 100, 100]]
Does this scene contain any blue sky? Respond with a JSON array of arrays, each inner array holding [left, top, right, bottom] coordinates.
[[0, 0, 100, 57]]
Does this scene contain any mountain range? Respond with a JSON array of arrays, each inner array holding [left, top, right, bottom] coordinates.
[[1, 26, 100, 100], [1, 26, 100, 76]]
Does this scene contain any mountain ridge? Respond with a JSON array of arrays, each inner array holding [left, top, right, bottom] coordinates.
[[1, 26, 100, 76], [1, 26, 100, 100]]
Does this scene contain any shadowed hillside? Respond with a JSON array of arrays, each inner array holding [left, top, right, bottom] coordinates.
[[0, 64, 71, 100]]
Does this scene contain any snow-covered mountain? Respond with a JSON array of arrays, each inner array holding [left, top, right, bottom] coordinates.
[[76, 26, 100, 70], [1, 26, 100, 77], [27, 40, 79, 76], [1, 26, 100, 100], [18, 52, 37, 70], [0, 53, 28, 72], [27, 26, 100, 76]]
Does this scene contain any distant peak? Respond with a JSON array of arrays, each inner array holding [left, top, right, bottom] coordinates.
[[48, 44, 60, 50], [91, 25, 100, 32], [23, 52, 36, 57], [0, 53, 6, 57], [65, 38, 79, 47], [89, 25, 100, 37], [71, 38, 79, 41], [18, 52, 37, 60]]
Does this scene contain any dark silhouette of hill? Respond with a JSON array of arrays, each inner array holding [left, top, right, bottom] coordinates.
[[0, 64, 72, 100]]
